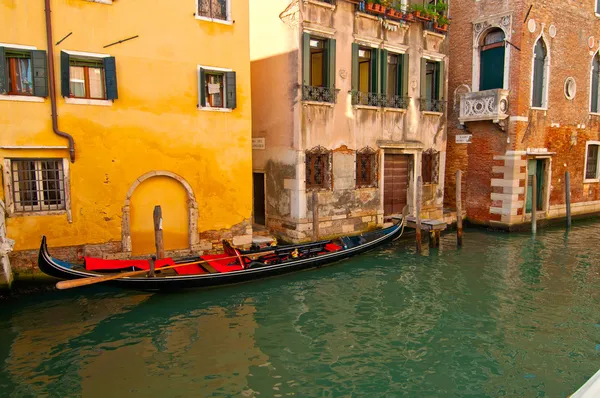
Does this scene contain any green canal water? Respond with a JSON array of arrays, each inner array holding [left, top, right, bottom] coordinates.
[[1, 223, 600, 397]]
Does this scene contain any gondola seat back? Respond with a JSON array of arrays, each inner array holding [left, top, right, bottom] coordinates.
[[84, 257, 174, 271]]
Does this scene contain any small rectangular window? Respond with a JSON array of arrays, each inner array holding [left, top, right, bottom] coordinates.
[[306, 147, 331, 190], [356, 149, 378, 188], [198, 67, 236, 109], [10, 159, 66, 212], [586, 144, 599, 180], [197, 0, 228, 21], [5, 50, 33, 96], [69, 58, 106, 99]]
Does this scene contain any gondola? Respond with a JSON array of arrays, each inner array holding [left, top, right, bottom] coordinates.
[[38, 215, 406, 291]]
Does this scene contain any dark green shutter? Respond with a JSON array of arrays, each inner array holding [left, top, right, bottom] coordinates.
[[369, 48, 379, 94], [199, 67, 206, 107], [380, 49, 388, 96], [325, 38, 336, 89], [104, 57, 118, 100], [31, 50, 48, 97], [60, 51, 70, 97], [303, 33, 311, 86], [479, 46, 505, 90], [400, 53, 408, 97], [351, 43, 359, 91], [226, 71, 236, 109], [592, 59, 599, 113], [0, 47, 6, 94], [437, 61, 444, 101], [420, 58, 427, 100]]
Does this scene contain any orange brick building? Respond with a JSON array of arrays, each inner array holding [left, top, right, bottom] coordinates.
[[445, 0, 600, 229]]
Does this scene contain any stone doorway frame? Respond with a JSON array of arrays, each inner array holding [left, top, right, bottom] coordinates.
[[121, 171, 199, 253]]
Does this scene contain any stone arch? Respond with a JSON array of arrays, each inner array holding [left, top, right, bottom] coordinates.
[[121, 171, 199, 253], [472, 14, 513, 92], [589, 49, 600, 112], [530, 28, 551, 108]]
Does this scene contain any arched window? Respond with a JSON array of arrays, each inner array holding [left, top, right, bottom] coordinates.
[[591, 52, 600, 113], [532, 39, 548, 108], [479, 28, 505, 91]]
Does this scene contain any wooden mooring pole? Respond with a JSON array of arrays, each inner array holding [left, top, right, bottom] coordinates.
[[565, 171, 572, 229], [416, 176, 422, 253], [153, 205, 165, 259], [312, 191, 319, 241], [531, 175, 537, 234], [456, 170, 463, 247]]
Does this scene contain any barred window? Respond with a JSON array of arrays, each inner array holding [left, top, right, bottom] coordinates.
[[422, 149, 440, 184], [10, 159, 66, 212], [197, 0, 228, 21], [356, 147, 378, 188], [306, 146, 331, 190]]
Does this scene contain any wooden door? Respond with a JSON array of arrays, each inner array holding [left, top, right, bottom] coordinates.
[[384, 154, 409, 216], [253, 172, 266, 225]]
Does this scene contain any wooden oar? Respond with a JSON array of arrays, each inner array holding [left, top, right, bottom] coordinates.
[[55, 251, 275, 290]]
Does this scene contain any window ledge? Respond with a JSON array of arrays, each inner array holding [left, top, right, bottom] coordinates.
[[9, 210, 67, 218], [0, 95, 44, 103], [589, 112, 600, 116], [64, 97, 113, 106], [584, 179, 600, 183], [198, 106, 232, 112], [353, 104, 380, 111], [422, 111, 443, 116], [307, 0, 336, 10], [84, 0, 113, 4], [303, 100, 335, 108], [195, 15, 233, 25], [530, 107, 548, 111], [596, 12, 600, 18], [383, 107, 407, 113]]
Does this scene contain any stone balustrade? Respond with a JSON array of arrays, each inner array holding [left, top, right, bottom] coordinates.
[[459, 89, 509, 124]]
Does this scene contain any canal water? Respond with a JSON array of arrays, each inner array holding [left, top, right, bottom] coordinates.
[[0, 222, 599, 397]]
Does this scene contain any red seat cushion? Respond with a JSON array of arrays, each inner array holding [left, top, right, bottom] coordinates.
[[201, 254, 243, 273], [85, 257, 174, 271], [174, 264, 207, 275], [324, 243, 342, 252]]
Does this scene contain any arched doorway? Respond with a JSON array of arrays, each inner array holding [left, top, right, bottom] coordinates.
[[479, 28, 505, 91], [121, 171, 199, 254]]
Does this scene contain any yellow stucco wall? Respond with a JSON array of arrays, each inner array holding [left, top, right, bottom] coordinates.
[[1, 0, 252, 253]]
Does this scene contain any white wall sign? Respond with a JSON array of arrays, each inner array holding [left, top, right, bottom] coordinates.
[[252, 138, 266, 150], [455, 134, 472, 144]]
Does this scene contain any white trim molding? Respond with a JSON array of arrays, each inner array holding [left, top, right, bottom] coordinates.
[[0, 42, 37, 50], [64, 98, 113, 106], [584, 140, 600, 183], [0, 95, 44, 103], [61, 49, 111, 58]]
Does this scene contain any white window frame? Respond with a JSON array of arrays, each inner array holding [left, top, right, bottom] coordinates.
[[83, 0, 113, 4], [2, 158, 72, 220], [197, 65, 233, 112], [589, 50, 600, 115], [530, 34, 550, 110], [0, 42, 45, 103], [584, 141, 600, 183], [195, 0, 232, 25], [62, 50, 113, 106]]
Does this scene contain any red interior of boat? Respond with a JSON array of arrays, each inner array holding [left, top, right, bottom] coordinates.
[[84, 257, 175, 271], [200, 254, 244, 272]]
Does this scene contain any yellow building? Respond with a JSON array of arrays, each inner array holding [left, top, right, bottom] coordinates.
[[0, 0, 252, 286]]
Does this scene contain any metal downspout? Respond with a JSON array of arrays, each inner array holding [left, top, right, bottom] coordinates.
[[44, 0, 75, 163]]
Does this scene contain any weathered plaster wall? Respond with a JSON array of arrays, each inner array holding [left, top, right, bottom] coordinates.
[[1, 0, 253, 272]]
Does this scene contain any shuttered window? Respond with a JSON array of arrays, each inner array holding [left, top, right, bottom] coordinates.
[[198, 67, 236, 109], [532, 39, 547, 108], [60, 52, 117, 100], [586, 144, 600, 180], [356, 148, 378, 188], [302, 34, 336, 102], [0, 46, 48, 97], [306, 146, 332, 190], [592, 54, 600, 113]]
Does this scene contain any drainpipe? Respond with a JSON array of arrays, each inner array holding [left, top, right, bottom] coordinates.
[[44, 0, 75, 163]]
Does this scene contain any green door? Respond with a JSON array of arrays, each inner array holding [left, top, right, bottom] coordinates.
[[526, 159, 544, 213], [479, 46, 505, 91]]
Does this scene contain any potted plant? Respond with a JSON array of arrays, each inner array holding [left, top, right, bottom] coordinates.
[[434, 15, 449, 32], [410, 3, 430, 21]]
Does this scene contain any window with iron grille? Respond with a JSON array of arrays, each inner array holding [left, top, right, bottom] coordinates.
[[306, 146, 332, 190], [421, 149, 440, 184], [356, 147, 378, 188], [585, 143, 600, 180], [10, 159, 66, 212], [197, 0, 229, 21]]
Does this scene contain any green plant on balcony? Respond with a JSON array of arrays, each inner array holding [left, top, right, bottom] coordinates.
[[434, 14, 450, 32]]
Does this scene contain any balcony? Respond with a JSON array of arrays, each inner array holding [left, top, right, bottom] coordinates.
[[302, 85, 340, 104], [458, 89, 509, 124], [351, 91, 409, 109], [421, 98, 445, 113]]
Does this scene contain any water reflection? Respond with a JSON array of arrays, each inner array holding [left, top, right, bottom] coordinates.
[[0, 221, 599, 397]]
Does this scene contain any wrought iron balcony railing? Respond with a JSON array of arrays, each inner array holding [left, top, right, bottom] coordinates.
[[351, 91, 387, 107], [386, 95, 410, 109], [421, 98, 446, 113], [458, 89, 509, 124], [302, 85, 340, 104]]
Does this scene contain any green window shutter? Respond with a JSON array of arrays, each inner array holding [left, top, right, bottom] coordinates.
[[369, 48, 379, 94], [60, 51, 70, 97], [351, 43, 359, 91], [592, 59, 599, 113], [437, 61, 445, 101], [325, 38, 336, 89], [198, 67, 206, 107], [420, 58, 427, 100], [226, 71, 237, 109], [401, 53, 409, 98], [31, 50, 48, 97], [0, 47, 6, 94], [380, 49, 388, 96], [104, 57, 118, 100], [303, 32, 311, 86]]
